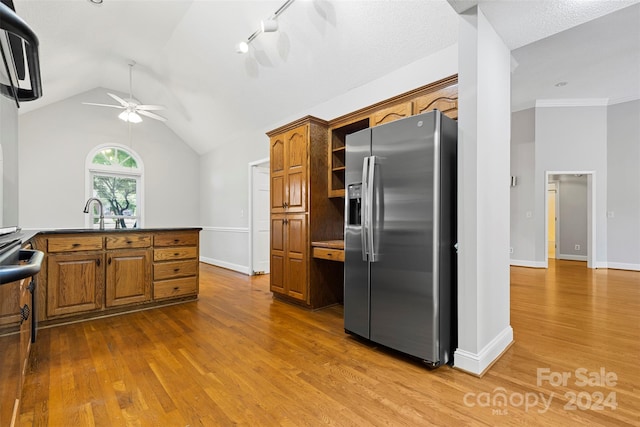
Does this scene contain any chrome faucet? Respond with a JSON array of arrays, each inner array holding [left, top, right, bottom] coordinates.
[[83, 198, 104, 230]]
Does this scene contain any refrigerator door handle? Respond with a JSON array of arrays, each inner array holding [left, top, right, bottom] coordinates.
[[367, 156, 377, 262], [361, 156, 370, 261]]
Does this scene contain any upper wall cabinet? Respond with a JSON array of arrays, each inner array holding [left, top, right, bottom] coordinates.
[[270, 125, 308, 214], [327, 76, 458, 198], [370, 101, 414, 127]]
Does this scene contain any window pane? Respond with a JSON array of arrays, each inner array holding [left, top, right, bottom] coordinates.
[[92, 175, 138, 228], [92, 152, 111, 166], [92, 147, 138, 169]]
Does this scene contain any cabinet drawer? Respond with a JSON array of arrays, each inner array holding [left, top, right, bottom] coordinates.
[[154, 277, 197, 300], [154, 232, 198, 247], [154, 260, 198, 281], [312, 247, 345, 262], [48, 236, 103, 253], [106, 234, 152, 250], [153, 246, 198, 262]]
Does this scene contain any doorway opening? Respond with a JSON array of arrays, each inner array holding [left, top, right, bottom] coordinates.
[[248, 158, 270, 276], [547, 181, 558, 259], [545, 171, 595, 268]]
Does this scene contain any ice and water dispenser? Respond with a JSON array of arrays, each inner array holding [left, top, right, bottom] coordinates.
[[347, 184, 362, 226]]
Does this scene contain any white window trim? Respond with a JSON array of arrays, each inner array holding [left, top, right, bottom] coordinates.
[[85, 143, 145, 228]]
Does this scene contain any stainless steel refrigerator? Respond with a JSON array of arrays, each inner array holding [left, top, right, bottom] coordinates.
[[344, 110, 457, 367]]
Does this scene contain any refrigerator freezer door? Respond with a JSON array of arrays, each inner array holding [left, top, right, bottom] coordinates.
[[344, 128, 372, 339], [369, 112, 440, 362]]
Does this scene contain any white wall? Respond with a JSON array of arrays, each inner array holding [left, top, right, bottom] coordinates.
[[607, 100, 640, 269], [19, 88, 200, 229], [198, 44, 459, 272], [534, 104, 608, 267], [510, 108, 536, 265], [511, 101, 640, 270]]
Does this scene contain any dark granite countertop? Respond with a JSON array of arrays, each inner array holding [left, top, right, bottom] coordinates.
[[0, 227, 201, 255], [35, 227, 202, 235]]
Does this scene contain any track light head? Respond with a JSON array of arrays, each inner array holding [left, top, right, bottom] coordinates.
[[261, 19, 278, 33], [235, 41, 249, 54]]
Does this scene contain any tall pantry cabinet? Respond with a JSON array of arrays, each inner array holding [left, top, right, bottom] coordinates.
[[268, 116, 344, 309]]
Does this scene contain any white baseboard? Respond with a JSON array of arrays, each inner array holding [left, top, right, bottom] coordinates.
[[556, 254, 588, 262], [510, 259, 546, 268], [200, 256, 250, 275], [607, 262, 640, 272], [454, 326, 513, 376]]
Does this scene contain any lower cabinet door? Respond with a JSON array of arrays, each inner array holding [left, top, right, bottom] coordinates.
[[270, 215, 286, 295], [47, 253, 104, 317], [285, 214, 307, 301], [269, 213, 308, 302], [106, 249, 152, 307]]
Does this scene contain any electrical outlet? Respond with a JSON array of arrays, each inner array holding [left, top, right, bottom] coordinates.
[[575, 244, 581, 251], [509, 247, 514, 254]]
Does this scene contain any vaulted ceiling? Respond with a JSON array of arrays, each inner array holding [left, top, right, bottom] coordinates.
[[14, 0, 640, 154]]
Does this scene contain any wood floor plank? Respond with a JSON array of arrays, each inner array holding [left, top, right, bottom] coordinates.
[[19, 260, 640, 426]]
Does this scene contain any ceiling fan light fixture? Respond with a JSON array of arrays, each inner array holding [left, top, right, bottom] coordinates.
[[118, 110, 142, 124]]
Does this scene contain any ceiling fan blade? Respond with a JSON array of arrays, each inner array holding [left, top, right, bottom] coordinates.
[[82, 102, 125, 109], [138, 110, 167, 122], [136, 104, 165, 111], [107, 92, 129, 107]]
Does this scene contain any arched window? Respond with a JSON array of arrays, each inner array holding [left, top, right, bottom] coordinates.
[[85, 144, 144, 229]]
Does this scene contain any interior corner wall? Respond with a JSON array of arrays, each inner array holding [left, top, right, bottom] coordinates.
[[607, 100, 640, 269], [198, 45, 459, 273], [454, 5, 512, 375], [510, 108, 536, 265], [198, 130, 267, 274], [534, 105, 608, 267], [19, 88, 200, 230]]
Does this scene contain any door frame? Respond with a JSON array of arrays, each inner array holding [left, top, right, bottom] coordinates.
[[544, 171, 595, 268], [248, 157, 270, 276], [547, 181, 559, 259]]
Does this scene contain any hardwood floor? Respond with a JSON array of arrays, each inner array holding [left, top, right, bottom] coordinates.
[[20, 260, 640, 426]]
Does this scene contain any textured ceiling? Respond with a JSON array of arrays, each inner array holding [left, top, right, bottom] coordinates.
[[13, 0, 640, 154]]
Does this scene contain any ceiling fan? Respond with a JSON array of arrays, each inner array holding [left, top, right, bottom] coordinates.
[[83, 62, 166, 123]]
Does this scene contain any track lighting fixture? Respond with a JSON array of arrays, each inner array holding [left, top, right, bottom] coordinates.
[[235, 0, 295, 54], [261, 19, 278, 33]]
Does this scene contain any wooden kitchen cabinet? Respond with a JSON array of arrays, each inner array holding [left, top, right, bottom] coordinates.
[[270, 124, 308, 214], [268, 117, 344, 309], [413, 84, 458, 119], [370, 101, 413, 127], [106, 249, 152, 307], [270, 213, 308, 301], [32, 229, 200, 326], [327, 76, 458, 199], [0, 273, 36, 427], [47, 252, 105, 317], [105, 234, 152, 307], [152, 230, 199, 300]]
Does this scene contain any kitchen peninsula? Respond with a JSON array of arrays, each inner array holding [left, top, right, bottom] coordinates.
[[30, 228, 201, 326]]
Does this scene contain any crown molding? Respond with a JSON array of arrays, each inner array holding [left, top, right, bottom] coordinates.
[[535, 99, 609, 108]]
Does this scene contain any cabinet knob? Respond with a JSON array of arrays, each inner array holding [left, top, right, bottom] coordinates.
[[108, 257, 112, 265], [97, 258, 101, 267]]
